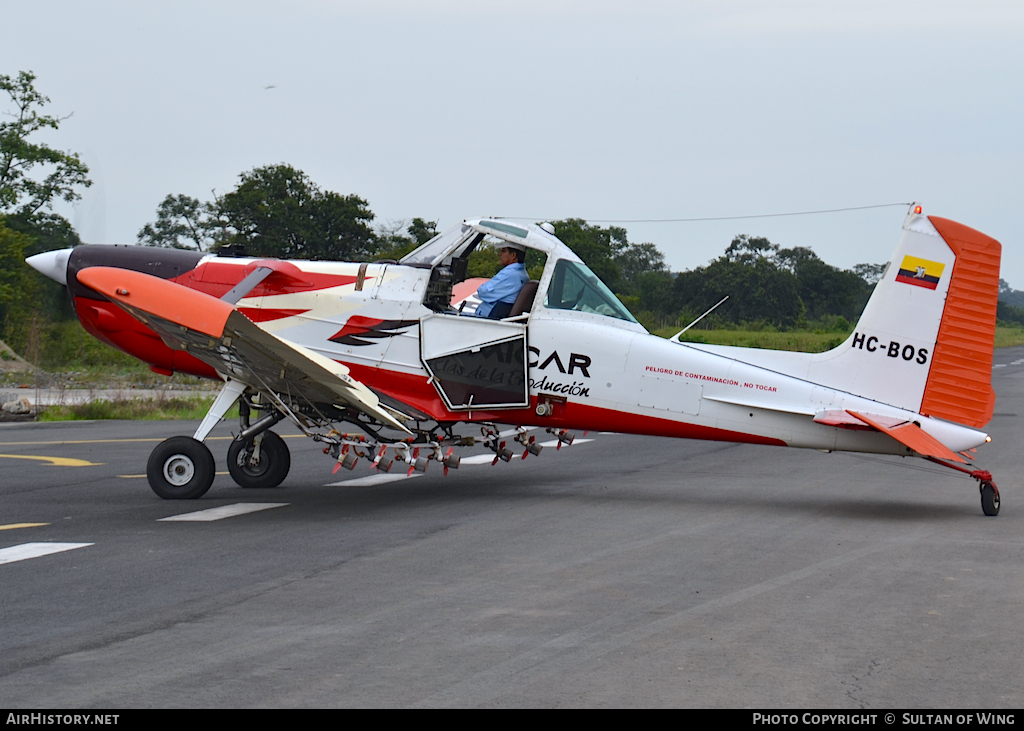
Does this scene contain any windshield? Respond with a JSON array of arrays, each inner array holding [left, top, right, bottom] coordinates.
[[400, 224, 474, 267], [543, 259, 638, 323]]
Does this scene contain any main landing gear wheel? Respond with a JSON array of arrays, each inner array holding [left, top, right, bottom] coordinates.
[[980, 482, 1000, 517], [147, 437, 215, 499], [227, 430, 290, 489]]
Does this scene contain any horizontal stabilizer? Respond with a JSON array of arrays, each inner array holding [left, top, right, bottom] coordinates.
[[813, 409, 903, 431], [845, 409, 964, 463]]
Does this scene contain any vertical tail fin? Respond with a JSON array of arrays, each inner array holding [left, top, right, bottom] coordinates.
[[809, 205, 1000, 426]]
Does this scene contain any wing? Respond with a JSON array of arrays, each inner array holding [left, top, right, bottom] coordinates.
[[76, 266, 411, 433]]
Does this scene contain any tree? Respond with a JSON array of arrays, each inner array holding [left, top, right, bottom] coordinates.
[[3, 211, 79, 324], [774, 246, 819, 273], [1, 71, 91, 217], [615, 242, 666, 294], [773, 246, 870, 321], [853, 262, 886, 286], [724, 234, 779, 265], [0, 219, 63, 350], [551, 219, 629, 292], [137, 194, 218, 252], [138, 165, 380, 260], [789, 257, 869, 321], [633, 269, 675, 316], [998, 278, 1024, 309], [0, 221, 32, 312], [138, 166, 444, 263], [0, 72, 90, 346], [673, 235, 805, 328], [371, 217, 438, 261], [550, 219, 670, 298], [674, 255, 804, 329], [217, 164, 376, 259], [408, 217, 438, 246]]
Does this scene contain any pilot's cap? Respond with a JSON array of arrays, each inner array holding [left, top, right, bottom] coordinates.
[[499, 241, 527, 252]]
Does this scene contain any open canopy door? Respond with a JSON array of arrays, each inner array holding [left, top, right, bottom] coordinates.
[[420, 314, 529, 410]]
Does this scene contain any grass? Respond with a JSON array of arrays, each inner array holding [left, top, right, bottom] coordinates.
[[995, 327, 1024, 348], [653, 327, 847, 352], [37, 395, 239, 422], [0, 360, 217, 390], [653, 326, 1024, 353]]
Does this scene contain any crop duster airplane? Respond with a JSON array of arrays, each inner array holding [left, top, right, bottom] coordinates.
[[26, 204, 1004, 515]]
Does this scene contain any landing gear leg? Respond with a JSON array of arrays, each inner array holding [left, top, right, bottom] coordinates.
[[227, 391, 290, 488]]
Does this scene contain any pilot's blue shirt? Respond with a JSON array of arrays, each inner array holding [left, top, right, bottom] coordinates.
[[475, 262, 529, 318]]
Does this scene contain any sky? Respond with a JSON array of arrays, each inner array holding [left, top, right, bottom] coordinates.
[[5, 1, 1024, 285]]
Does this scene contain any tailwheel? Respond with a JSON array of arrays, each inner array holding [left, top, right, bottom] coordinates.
[[227, 430, 291, 489], [924, 458, 1001, 517], [147, 437, 215, 500], [980, 481, 1000, 517]]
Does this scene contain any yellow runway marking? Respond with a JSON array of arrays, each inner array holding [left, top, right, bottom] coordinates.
[[0, 523, 49, 531], [0, 434, 304, 447], [0, 454, 102, 467]]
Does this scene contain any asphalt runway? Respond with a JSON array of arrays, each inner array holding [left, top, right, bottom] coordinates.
[[2, 349, 1023, 708]]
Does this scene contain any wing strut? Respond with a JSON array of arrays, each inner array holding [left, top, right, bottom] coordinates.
[[193, 379, 246, 442], [220, 267, 274, 304], [219, 260, 313, 304]]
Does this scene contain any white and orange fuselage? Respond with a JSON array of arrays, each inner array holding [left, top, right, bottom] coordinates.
[[53, 210, 999, 464]]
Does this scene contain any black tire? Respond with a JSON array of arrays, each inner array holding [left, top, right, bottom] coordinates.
[[981, 482, 1000, 517], [227, 430, 290, 489], [147, 437, 215, 500]]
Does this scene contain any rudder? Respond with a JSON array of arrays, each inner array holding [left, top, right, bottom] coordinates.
[[919, 216, 1000, 427]]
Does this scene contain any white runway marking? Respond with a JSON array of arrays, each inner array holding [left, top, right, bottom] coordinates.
[[158, 503, 288, 522], [327, 473, 421, 487], [460, 454, 499, 465], [437, 438, 597, 466], [539, 437, 594, 448], [0, 542, 93, 565], [994, 364, 1007, 368]]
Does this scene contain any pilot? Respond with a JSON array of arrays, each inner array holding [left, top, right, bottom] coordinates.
[[474, 242, 530, 319]]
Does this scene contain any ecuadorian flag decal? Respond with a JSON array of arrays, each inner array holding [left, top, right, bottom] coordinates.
[[895, 255, 945, 290]]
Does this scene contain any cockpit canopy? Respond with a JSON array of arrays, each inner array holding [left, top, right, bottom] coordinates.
[[400, 218, 642, 328]]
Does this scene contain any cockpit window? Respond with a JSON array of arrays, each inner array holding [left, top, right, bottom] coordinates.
[[543, 259, 638, 323], [476, 220, 529, 240]]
